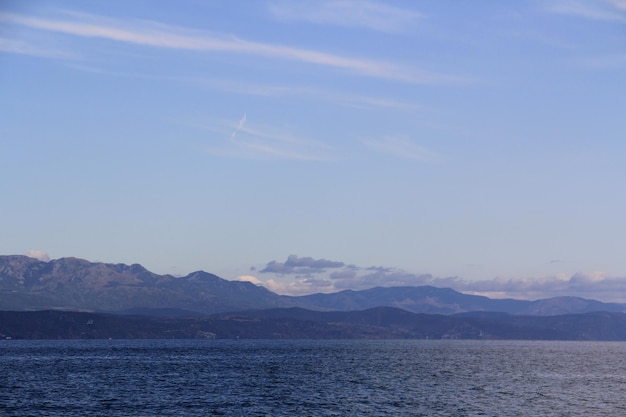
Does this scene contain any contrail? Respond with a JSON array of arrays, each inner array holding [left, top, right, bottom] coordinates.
[[230, 113, 247, 139]]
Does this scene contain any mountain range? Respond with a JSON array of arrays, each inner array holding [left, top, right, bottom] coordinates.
[[2, 255, 624, 316]]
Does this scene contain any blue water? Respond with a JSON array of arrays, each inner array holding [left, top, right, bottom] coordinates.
[[1, 339, 625, 416]]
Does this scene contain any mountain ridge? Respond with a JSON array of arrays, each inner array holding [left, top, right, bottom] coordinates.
[[1, 255, 625, 316]]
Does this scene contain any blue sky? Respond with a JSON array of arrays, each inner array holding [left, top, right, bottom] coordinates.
[[2, 0, 626, 301]]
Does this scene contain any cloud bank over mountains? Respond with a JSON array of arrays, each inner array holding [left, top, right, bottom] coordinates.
[[251, 255, 626, 302], [20, 251, 626, 303]]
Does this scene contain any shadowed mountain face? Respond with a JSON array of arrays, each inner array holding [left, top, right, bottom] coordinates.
[[285, 287, 626, 315], [1, 255, 625, 315], [285, 286, 527, 314], [0, 256, 288, 314]]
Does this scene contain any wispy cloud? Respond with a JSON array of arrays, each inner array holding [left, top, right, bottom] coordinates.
[[0, 36, 73, 58], [268, 0, 424, 33], [364, 136, 439, 162], [577, 53, 626, 69], [230, 113, 247, 140], [545, 0, 626, 22], [609, 0, 626, 9], [190, 77, 425, 111], [456, 271, 626, 302], [61, 62, 423, 111], [202, 116, 333, 161], [0, 10, 464, 84]]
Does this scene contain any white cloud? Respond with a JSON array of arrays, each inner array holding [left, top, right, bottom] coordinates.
[[262, 278, 333, 296], [545, 0, 626, 22], [364, 136, 438, 162], [253, 255, 626, 302], [237, 275, 262, 285], [0, 10, 464, 85], [0, 37, 73, 58], [230, 113, 247, 140], [453, 271, 626, 302], [25, 250, 50, 262], [268, 0, 424, 33], [203, 116, 334, 161], [190, 78, 425, 111], [570, 271, 607, 284]]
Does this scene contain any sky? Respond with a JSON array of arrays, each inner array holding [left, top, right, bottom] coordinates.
[[1, 0, 626, 301]]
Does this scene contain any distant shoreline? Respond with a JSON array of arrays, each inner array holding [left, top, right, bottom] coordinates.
[[2, 308, 626, 341]]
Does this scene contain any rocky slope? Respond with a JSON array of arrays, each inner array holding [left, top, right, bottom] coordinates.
[[2, 255, 625, 316], [0, 255, 289, 314]]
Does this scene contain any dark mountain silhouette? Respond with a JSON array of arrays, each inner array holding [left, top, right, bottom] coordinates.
[[286, 286, 528, 314], [287, 286, 626, 315], [3, 308, 626, 341], [2, 255, 625, 316]]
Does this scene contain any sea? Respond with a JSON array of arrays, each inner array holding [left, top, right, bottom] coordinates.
[[1, 339, 624, 416]]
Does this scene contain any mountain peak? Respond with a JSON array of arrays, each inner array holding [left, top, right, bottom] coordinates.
[[0, 256, 286, 314], [1, 255, 625, 316]]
